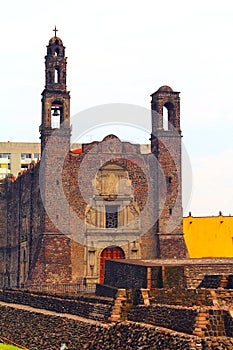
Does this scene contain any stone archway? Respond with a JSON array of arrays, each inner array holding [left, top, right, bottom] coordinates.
[[99, 246, 125, 284]]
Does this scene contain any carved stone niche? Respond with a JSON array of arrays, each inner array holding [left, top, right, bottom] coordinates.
[[94, 163, 133, 201]]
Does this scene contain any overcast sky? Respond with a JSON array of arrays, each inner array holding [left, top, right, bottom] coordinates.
[[0, 0, 232, 216]]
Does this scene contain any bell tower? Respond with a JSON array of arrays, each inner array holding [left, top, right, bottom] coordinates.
[[39, 27, 70, 153], [151, 85, 188, 258]]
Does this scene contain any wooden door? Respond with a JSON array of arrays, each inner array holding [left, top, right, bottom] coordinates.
[[99, 246, 125, 284]]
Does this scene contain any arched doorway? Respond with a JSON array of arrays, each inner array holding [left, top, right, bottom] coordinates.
[[99, 246, 125, 283]]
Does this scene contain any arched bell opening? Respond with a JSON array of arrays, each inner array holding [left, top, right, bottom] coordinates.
[[163, 102, 175, 130], [51, 101, 64, 128]]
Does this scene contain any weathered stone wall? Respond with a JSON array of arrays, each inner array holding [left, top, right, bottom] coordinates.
[[128, 304, 233, 339], [227, 275, 233, 288], [95, 283, 119, 298], [205, 309, 233, 337], [149, 288, 214, 307], [198, 274, 223, 288], [198, 274, 233, 290], [0, 181, 7, 286], [163, 265, 187, 288], [0, 289, 113, 322], [215, 290, 233, 308], [185, 264, 233, 288], [0, 161, 74, 288], [128, 304, 198, 334], [104, 260, 148, 289], [1, 303, 233, 349], [223, 310, 233, 337]]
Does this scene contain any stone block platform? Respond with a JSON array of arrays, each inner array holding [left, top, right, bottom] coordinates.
[[104, 258, 233, 289]]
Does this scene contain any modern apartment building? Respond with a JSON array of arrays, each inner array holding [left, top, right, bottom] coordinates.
[[0, 142, 41, 179]]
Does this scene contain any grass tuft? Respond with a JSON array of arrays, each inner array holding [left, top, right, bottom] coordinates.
[[0, 344, 22, 350]]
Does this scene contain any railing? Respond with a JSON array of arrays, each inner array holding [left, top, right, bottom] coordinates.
[[13, 280, 96, 295]]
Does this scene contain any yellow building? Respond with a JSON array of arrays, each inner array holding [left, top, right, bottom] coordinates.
[[183, 213, 233, 258]]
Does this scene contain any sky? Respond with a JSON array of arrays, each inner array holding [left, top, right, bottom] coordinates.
[[0, 0, 232, 216]]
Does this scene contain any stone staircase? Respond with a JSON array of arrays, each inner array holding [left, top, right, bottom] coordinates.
[[108, 288, 150, 322], [193, 309, 210, 337], [108, 289, 127, 322], [108, 288, 149, 322], [220, 275, 229, 288], [140, 288, 150, 305], [193, 308, 232, 337]]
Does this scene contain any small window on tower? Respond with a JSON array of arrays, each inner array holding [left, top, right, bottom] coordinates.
[[106, 205, 118, 228], [55, 68, 60, 83], [163, 106, 169, 131]]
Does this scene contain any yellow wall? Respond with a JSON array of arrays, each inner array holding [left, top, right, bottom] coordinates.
[[183, 215, 233, 258]]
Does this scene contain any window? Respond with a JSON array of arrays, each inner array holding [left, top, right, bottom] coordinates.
[[21, 164, 28, 170], [34, 153, 41, 160], [21, 153, 32, 160], [0, 164, 8, 168], [55, 68, 60, 83], [0, 153, 11, 159], [163, 102, 175, 130], [163, 106, 169, 131], [106, 205, 118, 228]]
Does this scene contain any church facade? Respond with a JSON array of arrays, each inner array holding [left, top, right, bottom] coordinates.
[[0, 33, 187, 288]]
